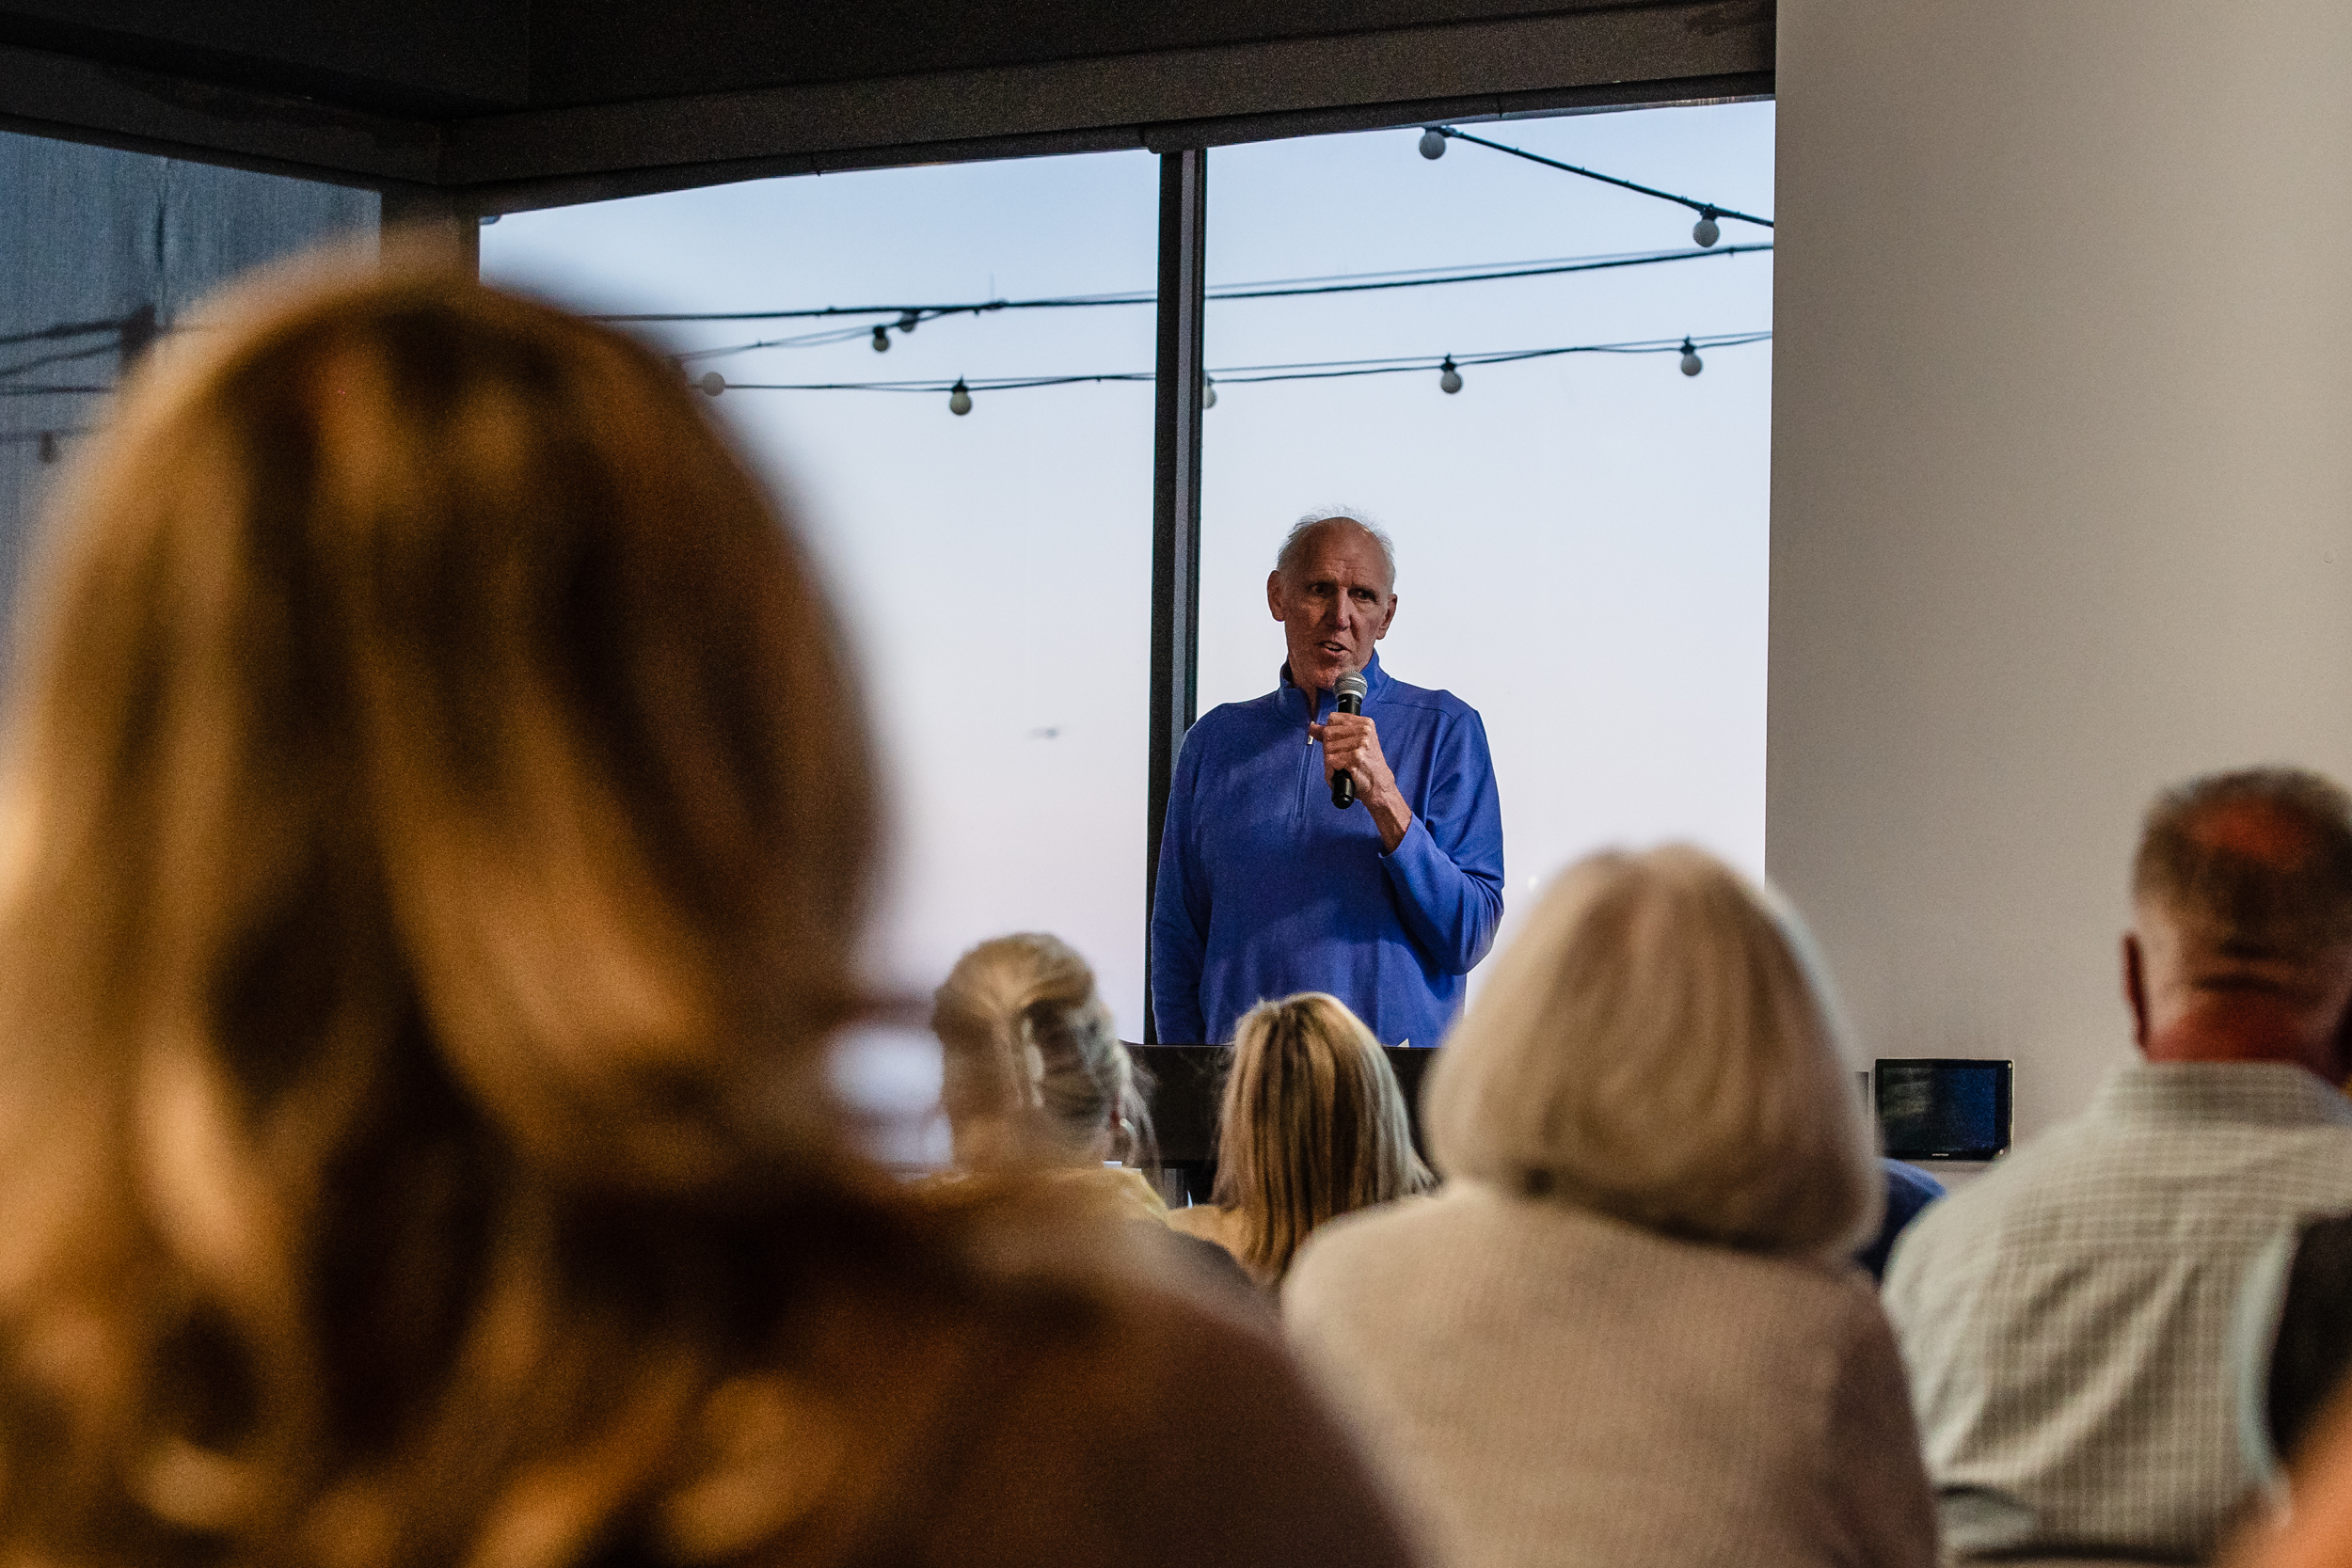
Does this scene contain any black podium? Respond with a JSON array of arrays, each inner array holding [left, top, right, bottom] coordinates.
[[1128, 1044, 1440, 1206]]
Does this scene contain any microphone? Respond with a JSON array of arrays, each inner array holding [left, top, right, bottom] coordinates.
[[1330, 669, 1368, 809]]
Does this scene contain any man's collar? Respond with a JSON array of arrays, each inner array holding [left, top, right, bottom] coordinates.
[[1278, 649, 1388, 696], [2091, 1060, 2352, 1130]]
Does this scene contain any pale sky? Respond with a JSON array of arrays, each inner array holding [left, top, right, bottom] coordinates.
[[483, 100, 1775, 1053]]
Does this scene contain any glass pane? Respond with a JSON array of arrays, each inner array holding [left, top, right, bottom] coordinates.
[[484, 154, 1159, 1054], [1200, 103, 1775, 975], [0, 131, 377, 644]]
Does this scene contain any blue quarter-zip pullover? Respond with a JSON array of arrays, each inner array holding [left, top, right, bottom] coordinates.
[[1150, 651, 1505, 1047]]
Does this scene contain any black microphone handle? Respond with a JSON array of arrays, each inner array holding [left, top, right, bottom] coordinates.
[[1330, 690, 1361, 809]]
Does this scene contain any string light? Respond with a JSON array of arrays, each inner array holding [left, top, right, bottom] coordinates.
[[698, 371, 726, 396], [870, 325, 891, 352], [1419, 127, 1448, 160], [1692, 209, 1720, 248], [897, 310, 920, 335], [1420, 125, 1772, 236], [1204, 376, 1217, 409], [711, 331, 1768, 411]]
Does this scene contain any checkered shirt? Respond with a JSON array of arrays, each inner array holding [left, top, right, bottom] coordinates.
[[1883, 1062, 2352, 1562]]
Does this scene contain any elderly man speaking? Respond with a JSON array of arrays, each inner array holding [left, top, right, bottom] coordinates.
[[1151, 510, 1504, 1047]]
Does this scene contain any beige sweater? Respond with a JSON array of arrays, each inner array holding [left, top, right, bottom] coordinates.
[[1283, 1183, 1938, 1568]]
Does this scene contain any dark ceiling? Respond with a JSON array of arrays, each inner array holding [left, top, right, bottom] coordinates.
[[0, 1, 1772, 209]]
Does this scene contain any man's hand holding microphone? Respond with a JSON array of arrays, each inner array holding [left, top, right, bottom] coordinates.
[[1311, 668, 1413, 853]]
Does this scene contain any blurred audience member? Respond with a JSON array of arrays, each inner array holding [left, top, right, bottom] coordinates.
[[0, 267, 1416, 1568], [1168, 991, 1435, 1288], [930, 933, 1253, 1296], [2217, 1370, 2352, 1568], [930, 932, 1161, 1220], [1855, 1158, 1946, 1282], [2232, 1212, 2352, 1498], [1286, 847, 1934, 1568], [1886, 768, 2352, 1566]]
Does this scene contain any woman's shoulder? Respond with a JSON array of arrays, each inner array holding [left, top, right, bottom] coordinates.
[[1164, 1202, 1244, 1245], [840, 1239, 1415, 1568], [1288, 1182, 1882, 1323], [1288, 1183, 1485, 1273]]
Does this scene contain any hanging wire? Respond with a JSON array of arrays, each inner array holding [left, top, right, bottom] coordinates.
[[0, 316, 132, 349], [699, 330, 1770, 395], [1420, 126, 1772, 232], [628, 241, 1770, 325], [606, 240, 1773, 364]]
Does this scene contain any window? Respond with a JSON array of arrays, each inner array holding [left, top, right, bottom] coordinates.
[[0, 131, 376, 641], [1198, 104, 1776, 946], [485, 151, 1160, 1043]]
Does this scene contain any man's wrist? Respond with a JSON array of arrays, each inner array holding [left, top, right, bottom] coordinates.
[[1369, 785, 1412, 851]]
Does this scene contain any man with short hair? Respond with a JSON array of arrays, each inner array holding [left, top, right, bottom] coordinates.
[[1884, 767, 2352, 1564], [1150, 510, 1503, 1047]]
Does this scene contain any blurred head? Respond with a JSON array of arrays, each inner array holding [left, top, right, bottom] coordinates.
[[2126, 768, 2352, 1079], [0, 263, 879, 1565], [1265, 511, 1397, 695], [1211, 992, 1434, 1282], [1425, 846, 1878, 1260], [932, 933, 1149, 1168]]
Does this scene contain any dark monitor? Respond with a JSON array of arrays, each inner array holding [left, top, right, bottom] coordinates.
[[1874, 1058, 2012, 1161]]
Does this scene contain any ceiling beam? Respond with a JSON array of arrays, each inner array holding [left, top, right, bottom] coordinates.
[[0, 0, 1769, 210]]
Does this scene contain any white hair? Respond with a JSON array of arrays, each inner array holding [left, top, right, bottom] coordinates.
[[1276, 506, 1397, 590], [1423, 844, 1882, 1260]]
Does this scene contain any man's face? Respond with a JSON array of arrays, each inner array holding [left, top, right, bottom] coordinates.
[[1265, 522, 1398, 695]]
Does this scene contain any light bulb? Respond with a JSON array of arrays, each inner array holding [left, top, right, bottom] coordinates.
[[697, 371, 726, 397], [1419, 127, 1448, 160], [1692, 209, 1720, 247], [948, 378, 973, 416], [1204, 377, 1217, 409], [1438, 356, 1462, 395], [871, 325, 891, 352], [1678, 340, 1703, 377], [898, 310, 921, 335]]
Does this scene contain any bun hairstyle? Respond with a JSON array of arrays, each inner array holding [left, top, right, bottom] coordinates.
[[932, 934, 1152, 1168], [1212, 992, 1435, 1282]]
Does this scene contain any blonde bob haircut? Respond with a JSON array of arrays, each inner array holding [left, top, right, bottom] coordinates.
[[1212, 992, 1435, 1281], [1424, 846, 1880, 1259]]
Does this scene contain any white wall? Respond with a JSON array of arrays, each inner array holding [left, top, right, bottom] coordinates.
[[1770, 3, 2352, 1140]]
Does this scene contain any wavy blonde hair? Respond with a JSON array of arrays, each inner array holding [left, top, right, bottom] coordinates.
[[932, 934, 1149, 1168], [1424, 845, 1879, 1259], [0, 264, 1007, 1568], [1210, 992, 1434, 1281]]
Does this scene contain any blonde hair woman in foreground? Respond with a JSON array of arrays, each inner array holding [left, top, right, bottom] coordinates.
[[1168, 991, 1433, 1287], [1284, 846, 1935, 1568], [0, 267, 1413, 1568]]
